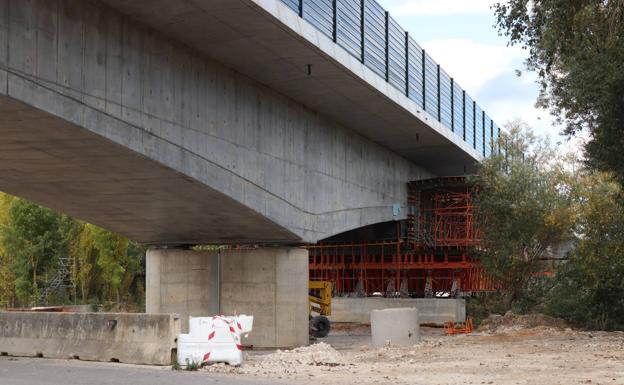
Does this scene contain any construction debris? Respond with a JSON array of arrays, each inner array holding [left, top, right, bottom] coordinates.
[[477, 312, 569, 333], [199, 324, 624, 385]]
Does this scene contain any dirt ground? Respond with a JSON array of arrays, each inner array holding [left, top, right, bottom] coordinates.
[[202, 320, 624, 385]]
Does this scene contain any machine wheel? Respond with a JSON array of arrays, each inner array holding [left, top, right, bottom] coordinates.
[[310, 315, 331, 338]]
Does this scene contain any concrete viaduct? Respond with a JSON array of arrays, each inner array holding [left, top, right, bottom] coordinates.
[[0, 0, 497, 347]]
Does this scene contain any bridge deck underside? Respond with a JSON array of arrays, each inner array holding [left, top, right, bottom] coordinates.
[[0, 96, 298, 245]]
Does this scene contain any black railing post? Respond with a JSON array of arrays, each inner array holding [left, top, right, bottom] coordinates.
[[332, 0, 337, 43], [421, 49, 426, 110], [384, 11, 389, 82], [450, 78, 454, 132], [490, 120, 494, 155], [473, 101, 476, 149], [437, 64, 441, 122], [462, 90, 466, 141], [405, 32, 409, 97], [360, 0, 365, 63], [299, 0, 303, 17], [482, 110, 486, 156]]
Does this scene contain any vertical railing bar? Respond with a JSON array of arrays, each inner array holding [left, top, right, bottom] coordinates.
[[462, 90, 466, 141], [421, 49, 426, 110], [332, 0, 337, 43], [299, 0, 303, 17], [490, 119, 494, 155], [404, 31, 409, 97], [450, 78, 454, 132], [360, 0, 365, 63], [436, 64, 441, 122], [472, 101, 476, 149], [384, 11, 389, 82], [482, 110, 486, 156]]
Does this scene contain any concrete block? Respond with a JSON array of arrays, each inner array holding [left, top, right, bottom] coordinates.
[[0, 312, 180, 365], [371, 308, 420, 348], [329, 298, 466, 325]]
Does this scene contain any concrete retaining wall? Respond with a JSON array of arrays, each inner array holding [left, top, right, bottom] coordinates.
[[0, 312, 180, 365], [329, 298, 465, 325]]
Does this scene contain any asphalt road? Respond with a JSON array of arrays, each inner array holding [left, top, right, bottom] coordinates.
[[0, 356, 291, 385]]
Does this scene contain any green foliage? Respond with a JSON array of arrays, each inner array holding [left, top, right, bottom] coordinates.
[[473, 121, 574, 308], [0, 192, 145, 309], [494, 1, 624, 185], [473, 122, 624, 330], [0, 194, 15, 307], [545, 172, 624, 330], [0, 198, 74, 305], [185, 359, 201, 371]]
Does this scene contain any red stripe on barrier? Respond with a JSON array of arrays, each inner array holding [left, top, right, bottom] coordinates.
[[236, 344, 242, 351], [237, 322, 242, 330], [229, 326, 235, 333], [203, 352, 211, 362], [208, 331, 216, 340]]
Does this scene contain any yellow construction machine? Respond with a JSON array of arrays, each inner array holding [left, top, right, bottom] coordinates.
[[309, 281, 332, 338]]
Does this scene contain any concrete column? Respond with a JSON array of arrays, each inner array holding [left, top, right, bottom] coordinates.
[[146, 249, 220, 332], [146, 247, 309, 348]]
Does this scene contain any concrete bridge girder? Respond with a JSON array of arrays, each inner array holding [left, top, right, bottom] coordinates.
[[0, 0, 431, 245]]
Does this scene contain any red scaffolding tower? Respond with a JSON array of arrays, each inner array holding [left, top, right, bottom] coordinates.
[[308, 177, 495, 297]]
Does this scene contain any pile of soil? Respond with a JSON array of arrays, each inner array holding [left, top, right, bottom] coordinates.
[[478, 311, 568, 333]]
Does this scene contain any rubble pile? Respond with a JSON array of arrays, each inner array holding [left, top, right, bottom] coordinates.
[[478, 312, 569, 333]]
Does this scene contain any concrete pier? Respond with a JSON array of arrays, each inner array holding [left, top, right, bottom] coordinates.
[[146, 247, 309, 348]]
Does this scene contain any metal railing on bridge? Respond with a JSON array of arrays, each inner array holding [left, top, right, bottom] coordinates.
[[280, 0, 500, 157]]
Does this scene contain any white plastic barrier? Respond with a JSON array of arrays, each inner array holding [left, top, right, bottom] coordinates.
[[177, 315, 253, 366]]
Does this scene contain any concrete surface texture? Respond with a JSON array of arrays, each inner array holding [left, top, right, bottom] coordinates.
[[97, 0, 482, 175], [329, 297, 466, 325], [146, 249, 219, 332], [0, 312, 180, 365], [0, 0, 434, 245], [0, 356, 287, 385], [370, 308, 420, 347], [146, 247, 309, 348]]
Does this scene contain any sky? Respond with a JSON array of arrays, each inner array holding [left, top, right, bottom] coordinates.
[[376, 0, 569, 147]]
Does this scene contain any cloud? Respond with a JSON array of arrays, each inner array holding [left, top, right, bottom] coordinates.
[[420, 38, 564, 142], [382, 0, 496, 16], [419, 38, 526, 93]]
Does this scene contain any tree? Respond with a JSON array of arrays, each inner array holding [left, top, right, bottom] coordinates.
[[69, 223, 96, 302], [546, 171, 624, 330], [0, 192, 147, 308], [493, 1, 624, 184], [473, 121, 575, 309], [0, 198, 73, 306], [0, 193, 15, 307]]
